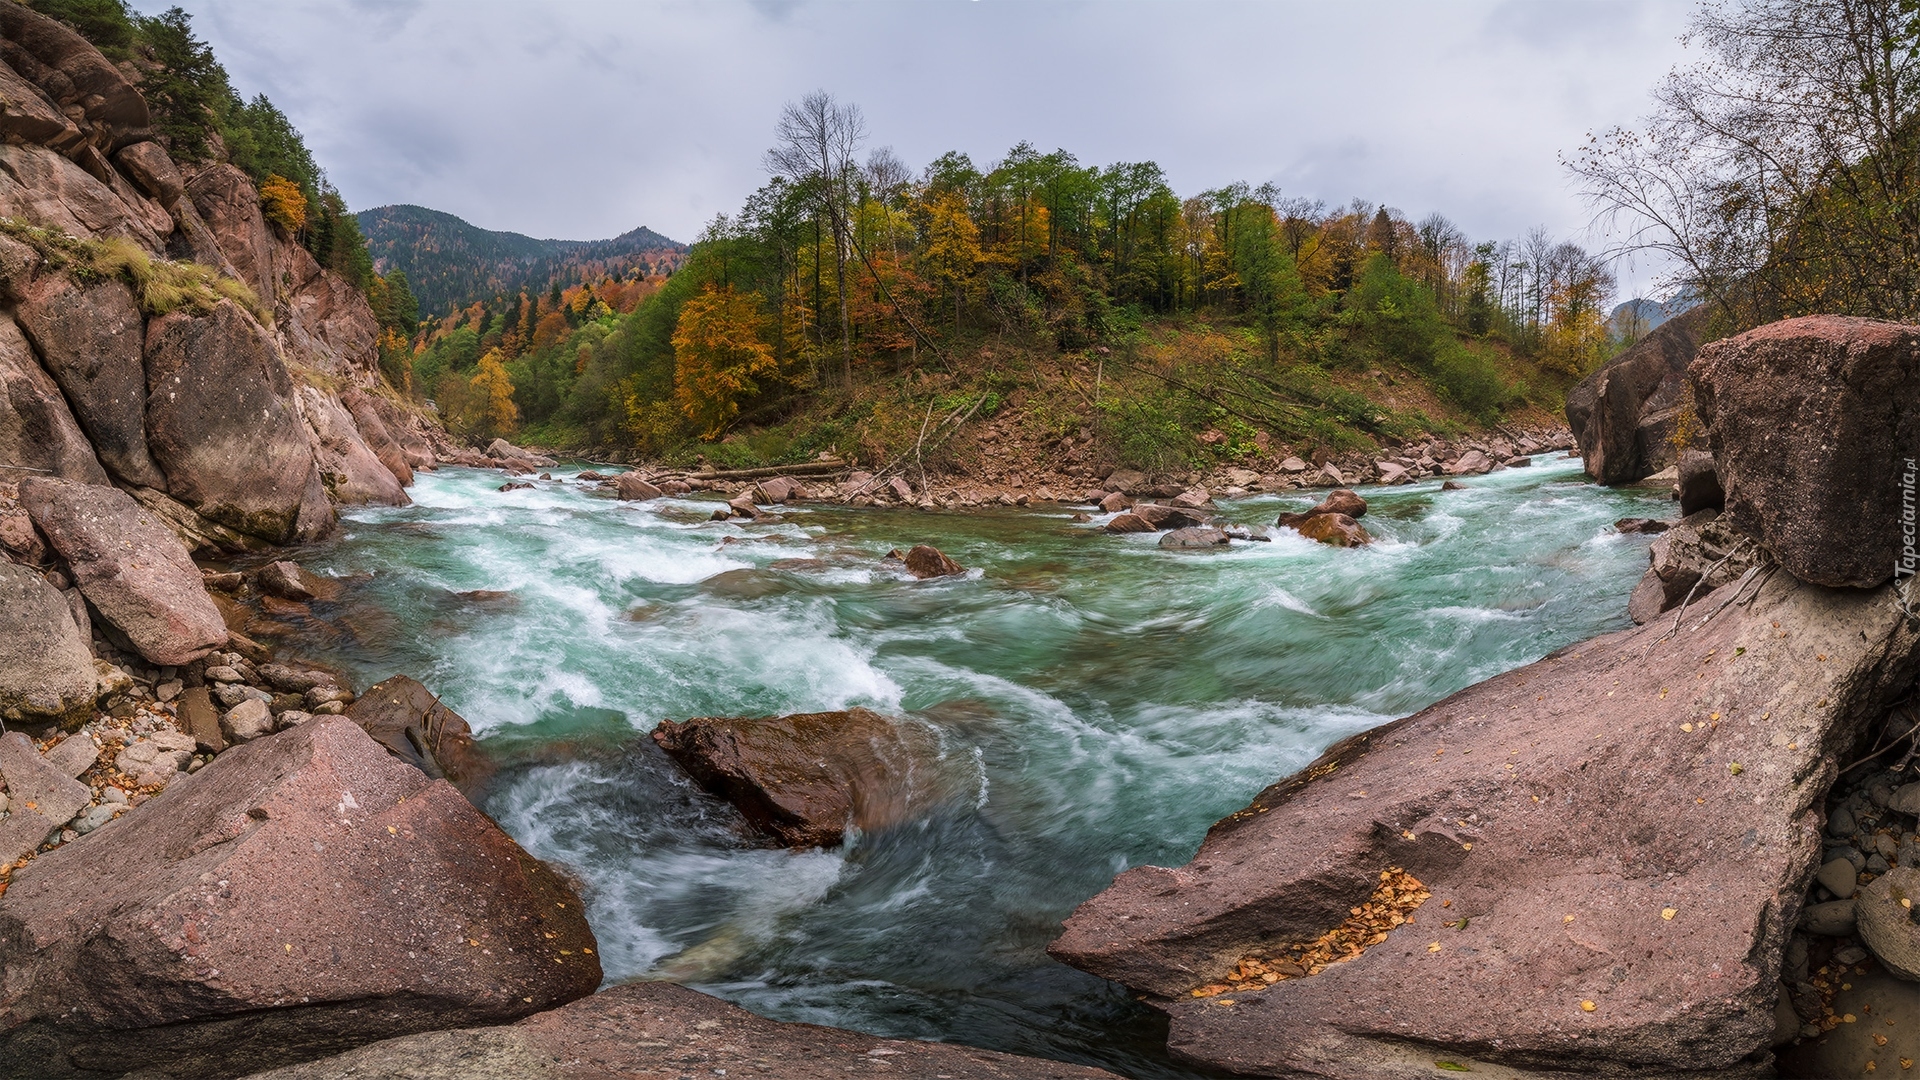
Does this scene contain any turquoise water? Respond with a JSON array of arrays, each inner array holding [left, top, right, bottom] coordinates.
[[295, 454, 1667, 1077]]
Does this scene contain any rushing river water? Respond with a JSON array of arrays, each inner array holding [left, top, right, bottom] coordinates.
[[286, 454, 1666, 1077]]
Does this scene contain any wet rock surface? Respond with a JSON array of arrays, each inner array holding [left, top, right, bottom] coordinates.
[[1049, 572, 1920, 1078], [652, 708, 945, 848], [345, 675, 495, 799], [239, 982, 1121, 1080]]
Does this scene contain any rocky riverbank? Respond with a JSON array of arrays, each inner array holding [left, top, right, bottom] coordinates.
[[1042, 313, 1920, 1078]]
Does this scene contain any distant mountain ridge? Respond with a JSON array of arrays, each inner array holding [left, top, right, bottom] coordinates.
[[356, 204, 686, 316]]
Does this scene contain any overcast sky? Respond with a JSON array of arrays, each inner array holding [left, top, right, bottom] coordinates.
[[135, 0, 1696, 294]]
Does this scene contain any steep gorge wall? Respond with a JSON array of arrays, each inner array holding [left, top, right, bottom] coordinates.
[[0, 0, 428, 547]]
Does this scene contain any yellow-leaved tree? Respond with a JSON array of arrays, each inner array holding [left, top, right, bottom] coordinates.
[[259, 175, 308, 237], [470, 348, 519, 438], [672, 284, 775, 439], [920, 190, 981, 328]]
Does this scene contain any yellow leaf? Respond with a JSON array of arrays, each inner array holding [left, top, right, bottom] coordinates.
[[1564, 915, 1576, 923], [1681, 723, 1694, 733], [1429, 942, 1442, 952], [1662, 908, 1677, 920], [1580, 1000, 1596, 1012]]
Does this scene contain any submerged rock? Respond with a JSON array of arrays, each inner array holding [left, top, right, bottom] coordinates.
[[1692, 314, 1920, 588], [652, 708, 943, 848], [237, 982, 1121, 1080], [0, 716, 600, 1079], [902, 543, 965, 578], [1159, 526, 1230, 550], [1293, 511, 1370, 547], [1049, 572, 1920, 1078]]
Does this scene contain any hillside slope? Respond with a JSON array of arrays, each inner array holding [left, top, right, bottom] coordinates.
[[357, 204, 685, 315]]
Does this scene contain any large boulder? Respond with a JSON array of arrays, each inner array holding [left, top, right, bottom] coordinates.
[[902, 543, 965, 578], [0, 561, 98, 730], [1692, 315, 1920, 588], [0, 716, 600, 1079], [1049, 572, 1920, 1078], [144, 300, 329, 543], [111, 141, 183, 207], [0, 58, 81, 152], [238, 982, 1121, 1080], [345, 675, 494, 799], [18, 477, 226, 666], [16, 274, 165, 488], [0, 316, 107, 484], [295, 385, 408, 506], [652, 708, 944, 848], [1293, 512, 1370, 547], [1565, 306, 1706, 485]]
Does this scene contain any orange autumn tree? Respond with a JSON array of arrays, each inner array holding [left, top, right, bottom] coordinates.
[[470, 348, 519, 438], [259, 174, 308, 237], [672, 284, 776, 438]]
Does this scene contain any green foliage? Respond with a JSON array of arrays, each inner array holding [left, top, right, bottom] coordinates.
[[1432, 342, 1511, 422], [134, 6, 227, 162], [27, 0, 134, 57], [1095, 390, 1197, 472]]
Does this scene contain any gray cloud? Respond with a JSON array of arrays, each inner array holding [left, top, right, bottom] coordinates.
[[133, 0, 1691, 290]]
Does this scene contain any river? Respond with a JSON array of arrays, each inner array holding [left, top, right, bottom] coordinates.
[[285, 453, 1667, 1077]]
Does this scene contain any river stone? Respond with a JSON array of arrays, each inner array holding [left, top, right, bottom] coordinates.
[[612, 472, 661, 500], [18, 477, 227, 666], [178, 684, 222, 754], [1308, 488, 1367, 519], [1803, 899, 1858, 937], [345, 674, 494, 799], [652, 708, 945, 848], [1160, 526, 1230, 550], [42, 731, 97, 778], [0, 561, 98, 730], [1818, 856, 1860, 899], [902, 543, 964, 579], [236, 982, 1122, 1080], [1691, 314, 1920, 588], [1830, 804, 1859, 838], [0, 716, 600, 1079], [1858, 866, 1920, 980], [1105, 512, 1153, 534], [1131, 503, 1206, 531], [1890, 784, 1920, 817], [1294, 511, 1370, 547], [220, 697, 272, 743], [1099, 491, 1131, 513], [143, 299, 328, 544], [1565, 306, 1704, 485], [1048, 571, 1920, 1078]]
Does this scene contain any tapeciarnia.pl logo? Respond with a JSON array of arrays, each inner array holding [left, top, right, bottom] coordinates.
[[1901, 457, 1917, 615]]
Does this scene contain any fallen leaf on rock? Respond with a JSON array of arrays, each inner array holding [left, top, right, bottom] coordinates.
[[1681, 723, 1694, 733], [1189, 867, 1431, 997], [1877, 1035, 1890, 1046], [1580, 1000, 1596, 1012], [1662, 908, 1677, 920], [1429, 942, 1442, 952]]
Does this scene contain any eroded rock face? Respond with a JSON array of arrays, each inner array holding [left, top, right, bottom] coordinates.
[[296, 385, 408, 506], [1049, 573, 1920, 1078], [0, 143, 164, 251], [338, 389, 413, 487], [652, 708, 944, 848], [0, 315, 106, 483], [0, 716, 600, 1080], [1626, 508, 1764, 625], [0, 561, 98, 730], [144, 300, 325, 543], [18, 476, 226, 666], [16, 274, 163, 488], [184, 163, 275, 303], [1692, 315, 1920, 588], [276, 240, 379, 379], [0, 3, 149, 140], [1566, 306, 1706, 486]]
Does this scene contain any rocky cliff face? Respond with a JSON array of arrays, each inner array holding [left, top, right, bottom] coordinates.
[[0, 2, 422, 548]]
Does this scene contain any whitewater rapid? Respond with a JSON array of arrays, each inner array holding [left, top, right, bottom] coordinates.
[[294, 454, 1665, 1078]]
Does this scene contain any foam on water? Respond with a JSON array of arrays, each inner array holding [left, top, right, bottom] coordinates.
[[300, 453, 1668, 1079]]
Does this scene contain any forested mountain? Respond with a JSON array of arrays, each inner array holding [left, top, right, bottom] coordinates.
[[357, 204, 686, 316]]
